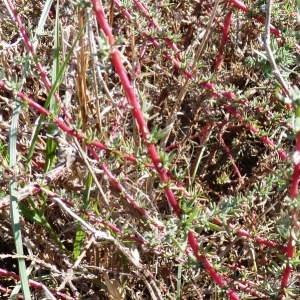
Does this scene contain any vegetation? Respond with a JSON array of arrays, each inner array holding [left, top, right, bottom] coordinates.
[[0, 0, 300, 299]]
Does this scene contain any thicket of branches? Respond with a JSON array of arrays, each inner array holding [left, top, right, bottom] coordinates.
[[0, 0, 300, 299]]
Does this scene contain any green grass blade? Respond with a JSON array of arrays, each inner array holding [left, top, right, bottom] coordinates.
[[9, 99, 31, 299], [26, 115, 44, 165], [176, 263, 183, 300], [19, 202, 67, 253], [73, 227, 85, 259], [32, 0, 54, 50], [0, 140, 9, 165], [73, 172, 93, 259], [44, 0, 61, 172], [82, 172, 93, 210]]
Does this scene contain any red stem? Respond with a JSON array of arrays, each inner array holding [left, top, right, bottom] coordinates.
[[188, 232, 239, 299], [0, 81, 287, 251], [215, 11, 232, 71], [132, 0, 181, 56], [218, 132, 244, 184], [223, 103, 287, 160], [229, 0, 281, 37], [279, 132, 300, 297], [0, 81, 151, 166], [91, 0, 182, 215], [0, 268, 74, 299], [212, 217, 287, 252], [114, 0, 290, 163], [114, 0, 194, 79], [100, 163, 164, 230]]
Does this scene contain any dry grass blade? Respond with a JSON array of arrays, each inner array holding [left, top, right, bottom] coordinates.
[[103, 273, 125, 300]]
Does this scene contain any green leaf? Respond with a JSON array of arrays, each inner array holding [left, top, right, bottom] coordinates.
[[19, 202, 67, 252], [9, 96, 31, 299], [73, 172, 92, 258]]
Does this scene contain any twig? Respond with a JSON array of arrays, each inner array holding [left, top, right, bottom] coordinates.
[[40, 185, 111, 240], [112, 238, 163, 300], [60, 239, 108, 295], [215, 10, 232, 71]]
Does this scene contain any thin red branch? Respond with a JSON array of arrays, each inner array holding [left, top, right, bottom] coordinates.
[[114, 0, 289, 164], [114, 0, 194, 79], [188, 232, 239, 299], [212, 217, 287, 252], [0, 268, 74, 300], [91, 0, 182, 214], [229, 0, 281, 37], [0, 75, 287, 254], [279, 132, 300, 297], [223, 103, 287, 160], [215, 11, 232, 71], [0, 80, 147, 165], [218, 132, 244, 184], [132, 0, 181, 57], [100, 163, 164, 230], [0, 164, 65, 209]]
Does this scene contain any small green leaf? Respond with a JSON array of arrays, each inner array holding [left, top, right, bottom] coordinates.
[[19, 203, 67, 252]]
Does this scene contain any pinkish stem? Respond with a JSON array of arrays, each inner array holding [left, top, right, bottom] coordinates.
[[229, 0, 281, 37], [212, 217, 287, 252], [218, 132, 244, 184], [109, 97, 128, 140], [132, 0, 181, 56], [114, 0, 194, 79], [188, 232, 239, 299], [38, 186, 121, 232], [205, 5, 224, 29], [0, 268, 74, 299], [91, 0, 182, 213], [237, 283, 268, 298], [0, 81, 288, 249], [215, 11, 232, 71], [100, 163, 164, 230], [279, 132, 300, 298], [0, 80, 150, 165], [223, 103, 287, 160]]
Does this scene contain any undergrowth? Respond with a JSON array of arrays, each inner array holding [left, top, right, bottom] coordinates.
[[0, 0, 300, 299]]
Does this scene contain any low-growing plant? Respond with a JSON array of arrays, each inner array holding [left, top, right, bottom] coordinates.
[[0, 0, 300, 299]]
